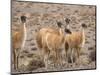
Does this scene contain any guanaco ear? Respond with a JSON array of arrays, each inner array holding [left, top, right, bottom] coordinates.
[[20, 16, 27, 23], [57, 21, 62, 28], [81, 23, 87, 28]]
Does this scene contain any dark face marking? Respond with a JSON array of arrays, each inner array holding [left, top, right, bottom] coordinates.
[[20, 16, 27, 23], [64, 28, 72, 34], [81, 23, 87, 28], [65, 18, 70, 24], [57, 21, 62, 28]]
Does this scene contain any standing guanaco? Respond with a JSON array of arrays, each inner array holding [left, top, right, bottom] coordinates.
[[36, 21, 67, 68], [65, 23, 87, 64], [12, 15, 27, 70]]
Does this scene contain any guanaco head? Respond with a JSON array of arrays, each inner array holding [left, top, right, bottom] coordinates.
[[20, 15, 27, 24], [64, 18, 72, 34], [56, 21, 72, 35], [65, 18, 70, 25], [64, 28, 72, 34], [56, 21, 67, 36], [57, 21, 62, 28], [81, 23, 87, 29]]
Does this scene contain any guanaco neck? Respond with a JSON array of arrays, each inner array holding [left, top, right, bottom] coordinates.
[[82, 28, 85, 47], [21, 23, 27, 50], [59, 28, 64, 35], [67, 24, 70, 29], [59, 28, 65, 43]]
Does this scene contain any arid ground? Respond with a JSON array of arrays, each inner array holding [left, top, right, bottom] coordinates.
[[11, 0, 96, 74]]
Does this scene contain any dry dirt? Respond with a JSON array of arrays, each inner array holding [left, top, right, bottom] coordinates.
[[11, 0, 96, 74]]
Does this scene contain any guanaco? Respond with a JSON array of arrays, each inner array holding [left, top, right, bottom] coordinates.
[[65, 23, 87, 64], [36, 21, 66, 68], [12, 15, 27, 70]]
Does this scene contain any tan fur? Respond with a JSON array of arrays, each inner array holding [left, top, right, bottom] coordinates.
[[45, 29, 64, 65], [36, 27, 59, 49], [12, 17, 26, 70], [65, 30, 85, 64], [36, 27, 65, 67]]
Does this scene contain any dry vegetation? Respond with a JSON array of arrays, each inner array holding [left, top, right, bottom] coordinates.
[[11, 0, 96, 74]]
